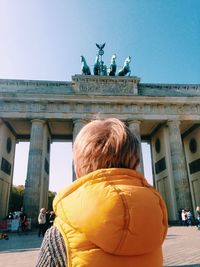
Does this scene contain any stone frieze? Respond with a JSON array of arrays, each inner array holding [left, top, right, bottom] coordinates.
[[0, 100, 200, 120]]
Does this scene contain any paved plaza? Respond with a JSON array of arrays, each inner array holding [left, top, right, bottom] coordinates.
[[0, 226, 199, 267]]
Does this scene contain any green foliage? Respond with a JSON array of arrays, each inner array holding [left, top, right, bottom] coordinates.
[[9, 185, 56, 212], [9, 185, 25, 212]]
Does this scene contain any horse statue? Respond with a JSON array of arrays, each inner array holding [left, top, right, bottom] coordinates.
[[99, 61, 107, 76], [93, 54, 100, 75], [80, 55, 91, 75], [118, 56, 131, 76], [108, 54, 117, 76]]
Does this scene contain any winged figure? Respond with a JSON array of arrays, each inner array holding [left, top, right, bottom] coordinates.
[[96, 43, 106, 50]]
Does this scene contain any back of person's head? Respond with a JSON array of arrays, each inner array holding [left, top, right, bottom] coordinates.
[[73, 118, 140, 178], [40, 208, 46, 213]]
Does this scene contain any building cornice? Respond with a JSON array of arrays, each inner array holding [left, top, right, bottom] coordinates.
[[0, 77, 200, 97]]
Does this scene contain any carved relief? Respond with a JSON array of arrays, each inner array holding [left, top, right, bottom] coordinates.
[[77, 82, 134, 94], [72, 75, 139, 95]]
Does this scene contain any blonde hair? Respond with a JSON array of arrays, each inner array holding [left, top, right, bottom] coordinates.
[[73, 118, 140, 178]]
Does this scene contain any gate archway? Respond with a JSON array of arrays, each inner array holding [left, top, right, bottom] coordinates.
[[0, 75, 200, 222]]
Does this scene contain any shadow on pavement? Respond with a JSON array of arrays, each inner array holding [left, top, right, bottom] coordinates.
[[0, 231, 42, 253], [165, 234, 177, 239]]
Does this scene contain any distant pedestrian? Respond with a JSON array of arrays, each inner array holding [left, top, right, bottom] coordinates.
[[178, 208, 182, 225], [38, 208, 46, 237], [196, 206, 200, 217], [19, 208, 28, 232], [195, 206, 200, 230], [196, 216, 200, 230], [181, 209, 187, 226], [186, 210, 193, 226]]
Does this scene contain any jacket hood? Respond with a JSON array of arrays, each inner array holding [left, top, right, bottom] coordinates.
[[53, 168, 168, 256]]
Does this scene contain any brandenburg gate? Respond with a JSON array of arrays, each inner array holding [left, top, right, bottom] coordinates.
[[0, 75, 200, 223]]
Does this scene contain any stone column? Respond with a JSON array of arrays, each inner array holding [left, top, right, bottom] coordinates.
[[73, 119, 89, 142], [72, 119, 88, 180], [24, 119, 46, 223], [127, 120, 144, 174], [39, 125, 51, 211], [167, 120, 192, 210]]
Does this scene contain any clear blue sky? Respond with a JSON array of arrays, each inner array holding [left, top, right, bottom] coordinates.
[[0, 0, 199, 192]]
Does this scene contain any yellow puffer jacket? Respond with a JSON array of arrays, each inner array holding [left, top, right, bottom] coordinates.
[[53, 168, 168, 267]]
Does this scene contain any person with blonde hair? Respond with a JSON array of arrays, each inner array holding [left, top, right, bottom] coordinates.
[[36, 118, 168, 267]]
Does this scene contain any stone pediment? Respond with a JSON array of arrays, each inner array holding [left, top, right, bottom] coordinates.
[[72, 75, 140, 95]]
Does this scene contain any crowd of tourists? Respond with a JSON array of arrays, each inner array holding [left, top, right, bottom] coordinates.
[[38, 208, 55, 237], [5, 207, 29, 232], [179, 206, 200, 229], [4, 207, 55, 236]]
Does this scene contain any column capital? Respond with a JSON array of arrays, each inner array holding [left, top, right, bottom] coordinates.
[[31, 119, 46, 125], [73, 119, 89, 142], [73, 118, 89, 126], [127, 120, 141, 126], [127, 120, 141, 136], [127, 120, 144, 174], [167, 120, 181, 127]]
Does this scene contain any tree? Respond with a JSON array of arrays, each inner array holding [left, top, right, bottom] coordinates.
[[9, 185, 56, 212], [48, 191, 56, 211], [9, 185, 24, 212]]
